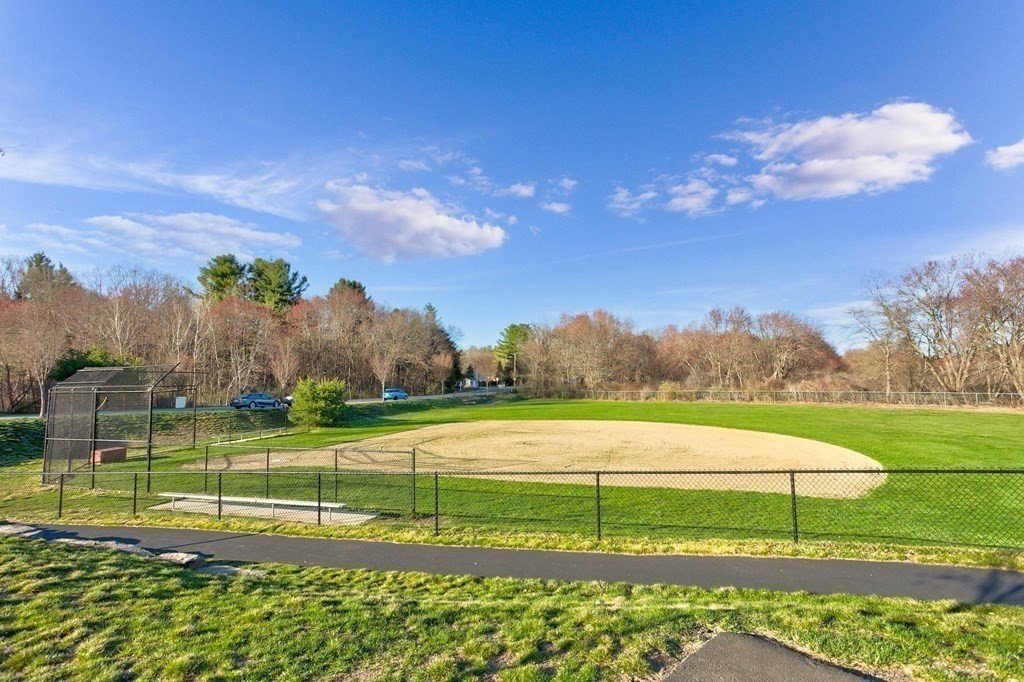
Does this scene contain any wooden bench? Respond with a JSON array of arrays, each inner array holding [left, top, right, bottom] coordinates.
[[158, 492, 347, 520], [92, 446, 127, 464]]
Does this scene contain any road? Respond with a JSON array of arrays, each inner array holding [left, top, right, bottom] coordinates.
[[345, 387, 514, 405], [0, 387, 515, 420]]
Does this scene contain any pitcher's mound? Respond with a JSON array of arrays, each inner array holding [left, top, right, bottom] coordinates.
[[354, 420, 885, 498]]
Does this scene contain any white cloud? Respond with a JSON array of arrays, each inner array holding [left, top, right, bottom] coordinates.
[[552, 176, 579, 193], [705, 153, 738, 167], [665, 180, 718, 216], [985, 137, 1024, 171], [7, 213, 299, 262], [529, 225, 542, 235], [316, 181, 507, 262], [540, 201, 572, 215], [733, 102, 972, 200], [494, 182, 536, 198], [398, 159, 431, 172], [607, 186, 659, 218]]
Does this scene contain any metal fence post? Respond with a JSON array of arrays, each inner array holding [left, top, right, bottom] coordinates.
[[145, 388, 154, 493], [89, 388, 98, 490], [58, 473, 64, 519], [433, 472, 439, 535], [317, 473, 322, 526], [411, 447, 417, 515], [133, 472, 138, 516], [334, 449, 339, 503], [265, 447, 271, 498], [595, 471, 602, 540], [217, 473, 223, 520], [789, 471, 799, 543]]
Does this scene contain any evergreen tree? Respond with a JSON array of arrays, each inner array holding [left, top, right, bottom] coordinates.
[[247, 257, 308, 311], [16, 252, 74, 300], [494, 323, 530, 368], [328, 278, 369, 301], [197, 254, 248, 302]]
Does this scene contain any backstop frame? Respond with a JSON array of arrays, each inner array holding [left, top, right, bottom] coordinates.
[[42, 364, 199, 484]]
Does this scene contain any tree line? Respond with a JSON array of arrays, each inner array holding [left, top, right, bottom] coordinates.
[[0, 253, 461, 416], [476, 255, 1024, 398], [1, 250, 1021, 416]]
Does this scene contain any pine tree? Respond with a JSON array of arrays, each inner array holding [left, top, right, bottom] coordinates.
[[247, 258, 308, 311], [197, 254, 248, 302], [16, 252, 74, 300], [494, 323, 530, 368], [328, 278, 369, 301]]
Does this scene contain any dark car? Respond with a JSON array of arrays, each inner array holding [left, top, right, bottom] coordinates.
[[229, 392, 283, 410], [382, 387, 409, 401]]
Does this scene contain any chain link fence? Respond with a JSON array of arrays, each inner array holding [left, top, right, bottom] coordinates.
[[4, 467, 1024, 549], [553, 389, 1024, 407]]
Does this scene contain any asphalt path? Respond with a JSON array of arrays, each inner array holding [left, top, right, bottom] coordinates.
[[27, 524, 1024, 606]]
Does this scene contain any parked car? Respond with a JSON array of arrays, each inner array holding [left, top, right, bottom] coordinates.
[[229, 392, 283, 409], [382, 387, 409, 401]]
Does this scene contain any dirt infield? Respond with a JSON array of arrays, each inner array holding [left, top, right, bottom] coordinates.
[[356, 420, 886, 498], [203, 420, 886, 498]]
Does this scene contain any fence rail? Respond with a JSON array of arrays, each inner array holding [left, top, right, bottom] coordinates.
[[574, 389, 1024, 407], [4, 467, 1024, 550]]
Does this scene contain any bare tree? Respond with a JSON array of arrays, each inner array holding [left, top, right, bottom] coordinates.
[[366, 308, 430, 397], [891, 258, 983, 392], [12, 289, 82, 416], [967, 257, 1024, 395], [207, 297, 276, 399], [428, 352, 454, 393]]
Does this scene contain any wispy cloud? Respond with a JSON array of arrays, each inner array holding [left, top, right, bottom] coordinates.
[[704, 153, 738, 167], [606, 185, 659, 218], [958, 225, 1024, 257], [4, 213, 299, 263], [0, 145, 143, 191], [398, 159, 431, 172], [551, 176, 578, 193], [494, 182, 536, 198], [115, 161, 309, 220]]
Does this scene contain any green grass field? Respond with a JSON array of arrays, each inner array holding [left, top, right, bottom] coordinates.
[[2, 537, 1022, 680], [3, 399, 1024, 557]]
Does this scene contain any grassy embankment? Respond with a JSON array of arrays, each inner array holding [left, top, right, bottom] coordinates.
[[1, 537, 1022, 680]]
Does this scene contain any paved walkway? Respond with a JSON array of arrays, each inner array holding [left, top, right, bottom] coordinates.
[[30, 524, 1024, 605], [666, 633, 877, 681]]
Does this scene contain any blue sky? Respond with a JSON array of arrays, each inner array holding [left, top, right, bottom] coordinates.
[[2, 1, 1023, 348]]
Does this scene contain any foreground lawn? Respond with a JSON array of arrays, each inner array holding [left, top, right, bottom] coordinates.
[[1, 538, 1022, 680]]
